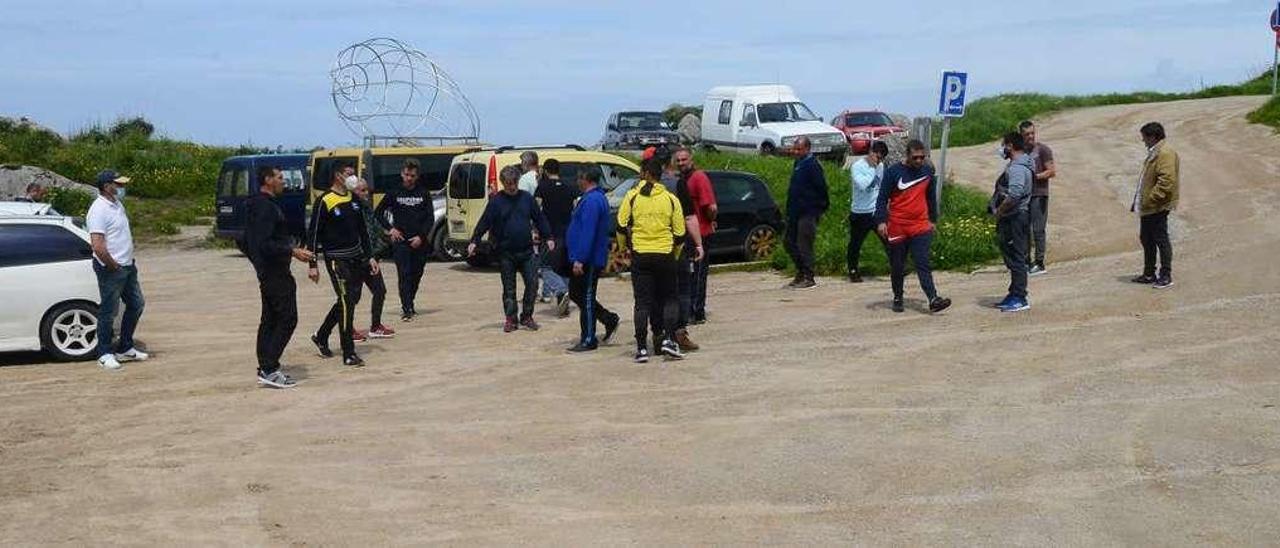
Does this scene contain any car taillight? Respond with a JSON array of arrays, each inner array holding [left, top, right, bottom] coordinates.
[[487, 155, 498, 194]]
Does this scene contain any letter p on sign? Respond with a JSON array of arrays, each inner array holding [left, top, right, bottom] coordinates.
[[938, 71, 968, 118]]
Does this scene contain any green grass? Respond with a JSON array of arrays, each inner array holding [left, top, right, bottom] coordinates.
[[938, 71, 1275, 147], [692, 151, 999, 276], [1247, 94, 1280, 130]]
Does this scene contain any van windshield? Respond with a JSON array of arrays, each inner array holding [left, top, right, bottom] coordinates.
[[757, 102, 820, 124]]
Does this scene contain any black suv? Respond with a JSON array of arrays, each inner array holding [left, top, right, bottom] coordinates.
[[601, 111, 680, 150]]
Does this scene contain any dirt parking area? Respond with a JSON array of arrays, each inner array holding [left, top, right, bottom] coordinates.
[[2, 96, 1279, 544]]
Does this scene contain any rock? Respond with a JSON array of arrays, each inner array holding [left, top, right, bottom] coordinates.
[[878, 132, 911, 166], [887, 113, 911, 130], [0, 116, 66, 142], [0, 165, 92, 200], [677, 113, 701, 145]]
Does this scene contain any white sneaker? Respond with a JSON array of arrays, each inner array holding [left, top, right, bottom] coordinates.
[[117, 347, 150, 362], [98, 354, 123, 370]]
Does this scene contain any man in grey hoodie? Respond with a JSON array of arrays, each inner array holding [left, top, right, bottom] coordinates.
[[990, 132, 1034, 312]]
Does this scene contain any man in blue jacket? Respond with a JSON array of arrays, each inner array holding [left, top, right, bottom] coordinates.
[[468, 165, 554, 333], [784, 136, 829, 289], [564, 166, 621, 352]]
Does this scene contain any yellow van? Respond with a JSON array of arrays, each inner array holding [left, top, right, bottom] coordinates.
[[444, 145, 639, 266], [309, 144, 479, 259]]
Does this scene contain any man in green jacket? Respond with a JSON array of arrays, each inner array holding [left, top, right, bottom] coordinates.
[[1130, 122, 1179, 289]]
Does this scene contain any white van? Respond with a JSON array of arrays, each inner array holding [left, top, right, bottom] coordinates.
[[700, 85, 848, 162]]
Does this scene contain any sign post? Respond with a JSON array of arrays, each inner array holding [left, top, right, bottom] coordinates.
[[936, 71, 968, 210], [1271, 5, 1279, 95]]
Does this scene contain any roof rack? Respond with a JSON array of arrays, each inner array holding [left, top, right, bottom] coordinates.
[[493, 144, 585, 153], [361, 135, 483, 148]]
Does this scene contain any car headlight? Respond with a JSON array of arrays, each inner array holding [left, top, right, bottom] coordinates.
[[781, 136, 797, 147], [850, 132, 872, 140]]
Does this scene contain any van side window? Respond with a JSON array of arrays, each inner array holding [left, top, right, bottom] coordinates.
[[741, 104, 757, 126], [217, 169, 234, 197], [232, 169, 249, 197], [282, 168, 306, 192], [718, 100, 733, 125]]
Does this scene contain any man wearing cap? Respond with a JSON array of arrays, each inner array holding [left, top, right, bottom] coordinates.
[[86, 170, 149, 371]]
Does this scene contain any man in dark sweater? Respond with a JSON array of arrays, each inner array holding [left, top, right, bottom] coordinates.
[[784, 136, 828, 289], [534, 158, 576, 315], [468, 165, 554, 333], [875, 140, 951, 314], [242, 166, 314, 388], [374, 158, 434, 322], [306, 165, 380, 367]]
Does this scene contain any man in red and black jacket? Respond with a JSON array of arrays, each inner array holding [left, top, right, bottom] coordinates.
[[874, 139, 951, 314]]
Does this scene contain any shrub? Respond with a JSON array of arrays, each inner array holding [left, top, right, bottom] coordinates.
[[46, 186, 94, 217], [1247, 95, 1280, 130]]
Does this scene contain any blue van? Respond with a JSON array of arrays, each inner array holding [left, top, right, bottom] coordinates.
[[214, 154, 310, 241]]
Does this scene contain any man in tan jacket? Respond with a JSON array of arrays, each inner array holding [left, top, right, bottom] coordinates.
[[1131, 122, 1179, 289]]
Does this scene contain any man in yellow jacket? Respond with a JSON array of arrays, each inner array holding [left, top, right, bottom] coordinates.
[[617, 157, 687, 363], [1131, 122, 1179, 289]]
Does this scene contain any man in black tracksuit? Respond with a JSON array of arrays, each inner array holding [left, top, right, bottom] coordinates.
[[374, 158, 434, 322], [468, 165, 553, 333], [243, 166, 314, 388], [307, 167, 379, 367]]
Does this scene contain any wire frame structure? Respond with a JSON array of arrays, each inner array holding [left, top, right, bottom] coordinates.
[[330, 37, 480, 146]]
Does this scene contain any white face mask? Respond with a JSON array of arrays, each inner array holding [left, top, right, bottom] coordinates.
[[343, 175, 359, 191], [114, 186, 127, 199]]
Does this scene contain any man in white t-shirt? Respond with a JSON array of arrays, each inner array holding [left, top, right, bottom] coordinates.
[[517, 151, 540, 195], [85, 170, 149, 371]]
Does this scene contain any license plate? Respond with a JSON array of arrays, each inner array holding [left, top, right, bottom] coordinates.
[[813, 146, 832, 153]]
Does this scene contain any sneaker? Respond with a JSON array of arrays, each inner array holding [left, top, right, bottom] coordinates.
[[343, 354, 365, 367], [1131, 274, 1157, 284], [848, 271, 863, 283], [602, 316, 620, 343], [995, 295, 1015, 309], [503, 317, 518, 333], [999, 297, 1031, 312], [567, 342, 598, 353], [368, 324, 396, 339], [98, 354, 122, 371], [352, 329, 369, 343], [634, 346, 650, 364], [786, 274, 802, 288], [1028, 264, 1047, 276], [540, 295, 553, 304], [116, 347, 149, 362], [690, 315, 707, 325], [556, 293, 572, 317], [892, 298, 905, 313], [520, 316, 540, 331], [311, 334, 333, 358], [928, 297, 952, 314], [1153, 277, 1174, 290], [659, 339, 686, 360], [793, 278, 817, 290], [401, 312, 414, 323], [257, 369, 297, 389], [674, 329, 699, 352]]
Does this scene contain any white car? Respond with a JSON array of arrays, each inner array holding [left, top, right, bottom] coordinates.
[[0, 214, 101, 361], [700, 84, 848, 163]]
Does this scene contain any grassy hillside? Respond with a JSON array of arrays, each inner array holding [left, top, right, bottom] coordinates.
[[693, 151, 999, 276], [939, 71, 1275, 147], [1247, 94, 1280, 130]]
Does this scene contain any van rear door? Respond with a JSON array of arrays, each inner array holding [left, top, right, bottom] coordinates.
[[446, 160, 489, 243], [214, 161, 250, 239]]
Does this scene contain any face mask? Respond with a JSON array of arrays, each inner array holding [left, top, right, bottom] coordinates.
[[344, 175, 359, 190], [114, 187, 127, 199], [996, 144, 1008, 160]]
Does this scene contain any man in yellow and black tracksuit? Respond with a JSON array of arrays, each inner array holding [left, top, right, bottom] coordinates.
[[617, 157, 687, 363], [307, 167, 380, 367]]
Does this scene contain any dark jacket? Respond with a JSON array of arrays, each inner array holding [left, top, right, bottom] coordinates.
[[243, 192, 294, 278], [566, 186, 611, 269], [470, 190, 552, 254], [374, 182, 434, 241], [787, 153, 829, 219], [358, 197, 391, 258], [306, 189, 371, 264]]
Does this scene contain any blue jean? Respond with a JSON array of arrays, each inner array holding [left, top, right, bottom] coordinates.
[[93, 262, 145, 357], [537, 245, 567, 298]]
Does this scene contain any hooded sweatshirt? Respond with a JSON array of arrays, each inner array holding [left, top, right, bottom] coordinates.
[[999, 152, 1035, 217]]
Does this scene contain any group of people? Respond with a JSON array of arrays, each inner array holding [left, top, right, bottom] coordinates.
[[77, 119, 1178, 388]]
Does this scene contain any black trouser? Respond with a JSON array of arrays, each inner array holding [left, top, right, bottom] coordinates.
[[631, 253, 678, 347], [392, 242, 428, 315], [1029, 196, 1049, 265], [998, 211, 1030, 300], [690, 249, 710, 322], [674, 244, 694, 331], [1140, 210, 1172, 278], [847, 212, 886, 275], [888, 230, 938, 301], [569, 265, 617, 345], [499, 250, 537, 319], [364, 269, 387, 327], [317, 257, 366, 359], [256, 271, 297, 374], [784, 215, 819, 278]]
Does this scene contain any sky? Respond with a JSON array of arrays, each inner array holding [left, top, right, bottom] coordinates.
[[2, 0, 1276, 149]]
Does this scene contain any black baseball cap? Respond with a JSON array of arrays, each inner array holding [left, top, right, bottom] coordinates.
[[95, 170, 131, 188]]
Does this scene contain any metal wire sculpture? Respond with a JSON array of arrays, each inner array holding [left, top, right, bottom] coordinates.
[[330, 37, 480, 145]]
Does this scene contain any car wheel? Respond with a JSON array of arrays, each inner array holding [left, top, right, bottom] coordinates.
[[605, 238, 631, 274], [432, 226, 464, 262], [760, 143, 777, 156], [40, 301, 99, 362], [743, 225, 778, 261]]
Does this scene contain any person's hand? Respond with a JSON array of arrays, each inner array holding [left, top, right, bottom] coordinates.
[[572, 262, 584, 276], [693, 245, 705, 262], [546, 239, 556, 252], [389, 228, 404, 242], [409, 236, 423, 249], [711, 221, 718, 232], [308, 266, 320, 284], [292, 248, 315, 262], [369, 259, 381, 276], [467, 242, 477, 257], [876, 223, 888, 239]]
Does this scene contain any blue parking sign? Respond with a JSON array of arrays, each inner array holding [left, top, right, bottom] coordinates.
[[938, 71, 968, 117]]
